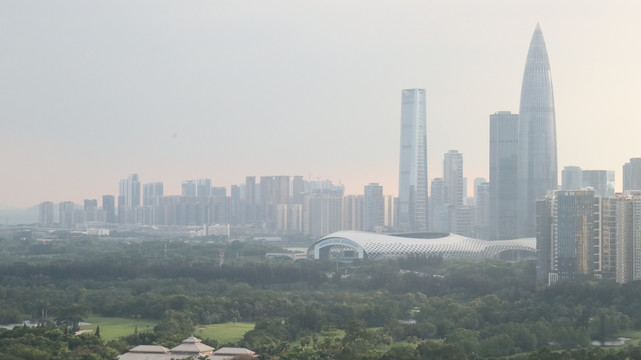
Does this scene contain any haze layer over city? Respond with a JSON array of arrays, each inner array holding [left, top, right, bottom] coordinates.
[[1, 1, 641, 210]]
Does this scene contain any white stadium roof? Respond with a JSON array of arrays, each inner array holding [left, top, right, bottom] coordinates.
[[311, 231, 536, 260]]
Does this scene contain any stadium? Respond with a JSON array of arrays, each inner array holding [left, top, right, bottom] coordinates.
[[310, 231, 536, 261]]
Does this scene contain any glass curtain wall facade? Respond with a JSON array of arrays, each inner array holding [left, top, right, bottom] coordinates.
[[518, 24, 558, 237], [398, 89, 428, 232], [489, 111, 519, 240]]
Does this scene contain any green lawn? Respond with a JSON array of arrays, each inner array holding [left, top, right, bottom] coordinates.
[[194, 322, 255, 344], [615, 329, 641, 346], [318, 329, 346, 341], [80, 316, 157, 342]]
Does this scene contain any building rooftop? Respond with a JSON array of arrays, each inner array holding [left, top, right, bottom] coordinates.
[[170, 336, 215, 355], [118, 337, 257, 360]]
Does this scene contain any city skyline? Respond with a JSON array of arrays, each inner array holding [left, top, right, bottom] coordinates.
[[2, 1, 641, 208]]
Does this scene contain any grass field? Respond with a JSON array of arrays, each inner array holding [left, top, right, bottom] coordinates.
[[194, 322, 255, 344], [318, 329, 346, 341], [79, 316, 157, 342], [615, 329, 641, 346]]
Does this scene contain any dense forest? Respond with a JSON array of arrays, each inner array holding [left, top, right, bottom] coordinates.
[[2, 232, 641, 359]]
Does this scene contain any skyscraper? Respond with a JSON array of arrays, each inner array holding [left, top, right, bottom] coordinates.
[[59, 201, 76, 228], [245, 176, 256, 204], [623, 158, 641, 191], [556, 191, 598, 279], [475, 182, 490, 240], [517, 24, 558, 237], [430, 178, 448, 233], [84, 199, 98, 222], [343, 195, 364, 231], [561, 166, 583, 191], [582, 170, 615, 197], [119, 174, 141, 208], [304, 194, 343, 237], [102, 195, 115, 223], [397, 89, 428, 232], [143, 182, 164, 206], [196, 179, 212, 198], [363, 183, 385, 232], [182, 180, 197, 197], [39, 201, 54, 226], [536, 190, 599, 282], [489, 111, 519, 240], [443, 150, 464, 207], [244, 176, 257, 224], [615, 192, 641, 283], [292, 176, 305, 204]]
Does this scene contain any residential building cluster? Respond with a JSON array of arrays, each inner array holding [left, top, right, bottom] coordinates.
[[38, 175, 394, 238], [536, 161, 641, 284]]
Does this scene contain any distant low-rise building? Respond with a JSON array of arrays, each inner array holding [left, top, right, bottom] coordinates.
[[118, 336, 257, 360]]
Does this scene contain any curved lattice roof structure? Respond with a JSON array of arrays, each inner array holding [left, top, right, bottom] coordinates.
[[311, 231, 536, 260]]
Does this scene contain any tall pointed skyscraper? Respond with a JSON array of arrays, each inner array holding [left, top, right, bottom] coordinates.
[[398, 89, 428, 232], [518, 24, 558, 237]]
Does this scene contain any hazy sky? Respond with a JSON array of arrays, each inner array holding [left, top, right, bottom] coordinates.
[[1, 1, 641, 208]]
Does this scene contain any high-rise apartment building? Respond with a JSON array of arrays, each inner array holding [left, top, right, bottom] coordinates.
[[615, 192, 641, 283], [384, 195, 395, 228], [39, 201, 54, 226], [102, 195, 115, 223], [59, 201, 76, 229], [244, 176, 258, 223], [276, 204, 288, 232], [259, 176, 290, 228], [535, 190, 641, 284], [245, 176, 256, 204], [582, 170, 615, 197], [260, 176, 290, 205], [561, 167, 614, 197], [307, 179, 345, 196], [536, 190, 599, 283], [561, 166, 583, 191], [599, 197, 618, 279], [444, 150, 464, 207], [475, 182, 490, 240], [292, 176, 305, 204], [84, 199, 98, 222], [517, 24, 558, 237], [623, 158, 641, 191], [197, 179, 212, 198], [84, 199, 97, 210], [141, 182, 163, 225], [430, 178, 448, 233], [363, 183, 385, 232], [119, 174, 141, 208], [489, 111, 519, 240], [343, 195, 363, 231], [472, 177, 486, 205], [230, 185, 241, 225], [143, 182, 164, 206], [182, 180, 197, 197], [536, 195, 554, 283], [398, 88, 428, 232], [289, 204, 303, 233], [212, 187, 226, 198], [304, 194, 343, 237], [557, 191, 598, 279], [451, 206, 473, 237]]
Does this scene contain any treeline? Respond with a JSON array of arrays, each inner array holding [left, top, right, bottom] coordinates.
[[0, 325, 118, 360], [0, 260, 326, 286]]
